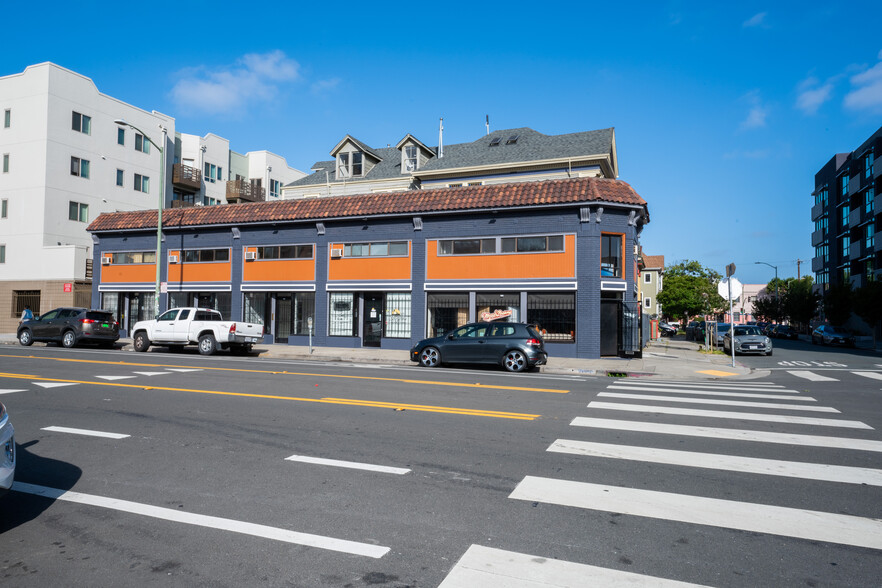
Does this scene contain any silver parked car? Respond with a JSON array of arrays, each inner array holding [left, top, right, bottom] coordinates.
[[723, 325, 773, 356], [1, 402, 14, 496]]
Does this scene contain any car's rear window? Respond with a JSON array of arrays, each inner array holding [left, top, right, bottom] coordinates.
[[527, 325, 543, 339], [85, 311, 113, 321]]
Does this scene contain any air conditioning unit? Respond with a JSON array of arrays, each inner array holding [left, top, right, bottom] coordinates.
[[330, 248, 344, 258], [168, 254, 179, 263], [101, 257, 112, 265], [244, 251, 257, 261]]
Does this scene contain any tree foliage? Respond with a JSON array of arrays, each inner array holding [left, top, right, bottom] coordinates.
[[823, 283, 853, 326], [782, 276, 820, 328], [657, 260, 726, 322], [853, 280, 882, 347]]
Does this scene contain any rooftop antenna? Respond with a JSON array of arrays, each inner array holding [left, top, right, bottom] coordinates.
[[438, 117, 444, 158], [486, 115, 490, 135]]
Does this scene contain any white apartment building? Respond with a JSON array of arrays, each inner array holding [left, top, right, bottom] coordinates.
[[0, 62, 303, 332]]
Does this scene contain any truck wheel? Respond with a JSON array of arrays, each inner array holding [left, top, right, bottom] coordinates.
[[133, 332, 151, 352], [198, 333, 217, 355]]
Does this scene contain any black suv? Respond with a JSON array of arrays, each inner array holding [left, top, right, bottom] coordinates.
[[18, 307, 120, 348], [410, 322, 547, 372]]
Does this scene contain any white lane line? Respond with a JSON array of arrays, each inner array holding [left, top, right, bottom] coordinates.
[[570, 417, 882, 452], [607, 384, 809, 400], [437, 544, 710, 588], [854, 372, 882, 381], [33, 382, 77, 389], [612, 381, 790, 391], [597, 392, 836, 412], [96, 375, 138, 381], [284, 455, 411, 475], [549, 439, 882, 486], [132, 371, 174, 376], [510, 476, 882, 550], [166, 368, 203, 373], [41, 426, 130, 439], [787, 371, 839, 382], [588, 402, 872, 429], [11, 482, 389, 558], [0, 389, 27, 395]]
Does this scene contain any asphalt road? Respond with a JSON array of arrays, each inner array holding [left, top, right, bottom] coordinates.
[[1, 342, 880, 587]]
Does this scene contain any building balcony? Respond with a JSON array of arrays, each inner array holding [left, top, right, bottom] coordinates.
[[811, 201, 825, 220], [850, 273, 864, 290], [811, 229, 827, 247], [877, 194, 882, 216], [850, 241, 863, 261], [811, 256, 826, 273], [849, 207, 863, 227], [172, 164, 202, 192], [848, 172, 861, 196], [226, 179, 265, 203]]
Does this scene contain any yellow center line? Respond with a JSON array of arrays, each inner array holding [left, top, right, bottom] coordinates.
[[0, 354, 568, 394], [0, 372, 540, 421]]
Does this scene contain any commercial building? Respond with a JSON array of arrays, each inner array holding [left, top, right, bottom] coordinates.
[[811, 125, 881, 292], [0, 63, 303, 332], [88, 176, 650, 358]]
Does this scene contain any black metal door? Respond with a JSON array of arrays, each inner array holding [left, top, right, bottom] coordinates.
[[275, 295, 292, 342], [363, 294, 383, 347], [600, 300, 620, 357]]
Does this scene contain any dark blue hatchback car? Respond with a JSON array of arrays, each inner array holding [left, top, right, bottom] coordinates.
[[410, 322, 547, 372]]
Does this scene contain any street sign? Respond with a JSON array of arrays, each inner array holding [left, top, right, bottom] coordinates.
[[726, 263, 736, 277], [718, 277, 743, 300]]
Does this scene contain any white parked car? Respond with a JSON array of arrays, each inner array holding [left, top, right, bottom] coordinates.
[[131, 308, 264, 356], [1, 402, 15, 496]]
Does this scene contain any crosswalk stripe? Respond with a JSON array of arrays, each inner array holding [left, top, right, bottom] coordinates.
[[597, 392, 836, 412], [510, 476, 882, 550], [132, 371, 174, 376], [570, 417, 882, 452], [0, 389, 26, 395], [438, 544, 711, 588], [96, 375, 137, 381], [588, 401, 872, 429], [284, 454, 410, 475], [607, 384, 806, 399], [853, 371, 882, 381], [548, 439, 882, 486], [41, 426, 130, 440], [787, 371, 839, 382], [33, 382, 77, 388], [613, 381, 791, 391]]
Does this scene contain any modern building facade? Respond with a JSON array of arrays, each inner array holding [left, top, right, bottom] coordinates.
[[812, 125, 881, 292], [0, 63, 303, 332], [88, 176, 650, 359]]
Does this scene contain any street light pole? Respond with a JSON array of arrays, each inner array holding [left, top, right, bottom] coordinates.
[[755, 261, 779, 320], [115, 119, 166, 319]]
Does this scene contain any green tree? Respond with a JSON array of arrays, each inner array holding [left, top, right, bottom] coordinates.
[[657, 260, 726, 324], [853, 281, 882, 349], [823, 283, 853, 326], [782, 276, 820, 331], [752, 295, 782, 323]]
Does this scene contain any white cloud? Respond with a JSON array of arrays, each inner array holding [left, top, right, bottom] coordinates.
[[796, 76, 834, 115], [743, 12, 768, 28], [739, 91, 769, 130], [311, 78, 341, 94], [844, 54, 882, 113], [171, 50, 300, 115]]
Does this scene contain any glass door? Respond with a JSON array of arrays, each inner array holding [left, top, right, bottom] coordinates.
[[275, 294, 292, 342], [363, 293, 384, 347]]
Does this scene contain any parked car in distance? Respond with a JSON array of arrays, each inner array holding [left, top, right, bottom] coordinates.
[[761, 324, 777, 336], [710, 323, 731, 347], [685, 321, 699, 340], [811, 325, 856, 347], [1, 401, 14, 496], [658, 322, 677, 337], [17, 307, 120, 348], [410, 322, 547, 372], [724, 325, 773, 356], [771, 324, 799, 340], [132, 307, 264, 355]]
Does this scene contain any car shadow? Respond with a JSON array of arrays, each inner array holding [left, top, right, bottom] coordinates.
[[1, 439, 82, 532]]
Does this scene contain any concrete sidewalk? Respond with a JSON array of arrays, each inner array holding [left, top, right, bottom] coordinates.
[[0, 333, 763, 380]]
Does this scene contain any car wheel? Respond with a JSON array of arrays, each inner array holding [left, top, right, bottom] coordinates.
[[419, 347, 441, 368], [766, 349, 773, 356], [133, 332, 151, 352], [61, 330, 77, 348], [198, 333, 217, 356], [503, 350, 527, 372], [18, 329, 33, 346]]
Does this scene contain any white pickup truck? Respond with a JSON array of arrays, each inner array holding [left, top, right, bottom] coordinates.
[[131, 307, 264, 356]]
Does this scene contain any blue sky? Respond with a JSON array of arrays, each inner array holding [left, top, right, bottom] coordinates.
[[4, 1, 882, 284]]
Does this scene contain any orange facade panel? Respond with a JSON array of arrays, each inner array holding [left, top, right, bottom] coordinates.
[[426, 235, 576, 280], [99, 256, 155, 283], [167, 250, 231, 283], [327, 243, 412, 281], [242, 247, 316, 282]]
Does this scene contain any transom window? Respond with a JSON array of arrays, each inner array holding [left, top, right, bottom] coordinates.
[[111, 251, 156, 264], [256, 245, 313, 259], [68, 201, 88, 222], [71, 111, 91, 134], [70, 156, 90, 178], [182, 249, 230, 263], [601, 233, 623, 278], [343, 242, 408, 257], [135, 133, 150, 154], [438, 235, 565, 256], [502, 235, 564, 253]]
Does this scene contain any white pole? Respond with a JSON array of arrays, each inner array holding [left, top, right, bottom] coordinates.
[[729, 278, 735, 368]]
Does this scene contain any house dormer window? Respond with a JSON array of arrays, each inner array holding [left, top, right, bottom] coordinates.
[[404, 145, 418, 172], [338, 151, 363, 178]]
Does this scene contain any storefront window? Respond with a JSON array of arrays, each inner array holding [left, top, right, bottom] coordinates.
[[384, 292, 412, 338], [476, 292, 519, 322], [169, 292, 191, 309], [427, 293, 469, 337], [244, 292, 270, 326], [128, 292, 155, 324], [527, 292, 575, 342], [292, 292, 315, 335], [329, 292, 356, 336]]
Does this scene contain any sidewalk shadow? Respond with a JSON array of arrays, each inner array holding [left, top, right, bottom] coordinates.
[[0, 440, 82, 532]]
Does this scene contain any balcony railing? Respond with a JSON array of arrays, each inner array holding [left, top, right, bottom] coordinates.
[[172, 164, 202, 192], [811, 229, 827, 247], [171, 200, 196, 209], [226, 179, 265, 203], [810, 201, 825, 221], [811, 256, 825, 273]]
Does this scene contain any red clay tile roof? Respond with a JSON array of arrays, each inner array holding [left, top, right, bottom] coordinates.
[[87, 176, 648, 232], [642, 255, 665, 269]]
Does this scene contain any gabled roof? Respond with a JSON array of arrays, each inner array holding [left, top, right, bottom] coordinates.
[[641, 255, 665, 270], [88, 176, 647, 232], [395, 133, 435, 154], [330, 135, 382, 161]]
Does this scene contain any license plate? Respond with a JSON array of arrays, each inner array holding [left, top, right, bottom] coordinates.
[[102, 323, 110, 328]]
